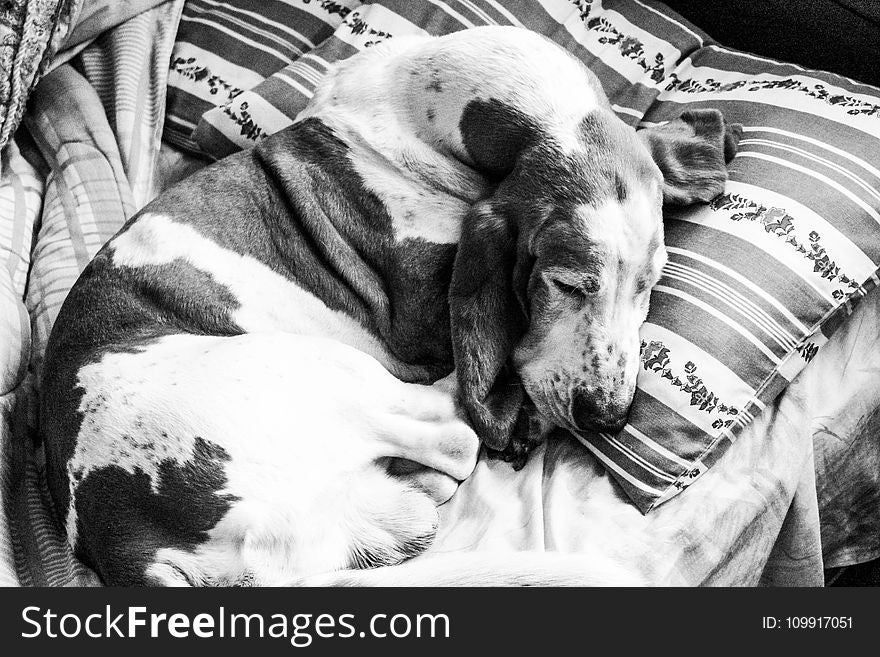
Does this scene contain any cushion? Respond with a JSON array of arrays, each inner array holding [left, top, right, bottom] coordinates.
[[164, 0, 880, 513], [602, 43, 880, 510], [164, 0, 363, 154]]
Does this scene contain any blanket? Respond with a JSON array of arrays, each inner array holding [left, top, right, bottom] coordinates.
[[1, 0, 878, 587], [0, 0, 185, 587], [0, 0, 80, 162]]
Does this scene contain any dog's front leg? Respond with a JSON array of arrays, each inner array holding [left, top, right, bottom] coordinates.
[[384, 371, 476, 504]]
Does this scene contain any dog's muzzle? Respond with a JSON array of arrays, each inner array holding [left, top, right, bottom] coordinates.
[[570, 387, 630, 434]]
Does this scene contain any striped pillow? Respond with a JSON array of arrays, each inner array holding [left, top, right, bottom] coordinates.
[[191, 0, 709, 158], [164, 0, 363, 154], [588, 45, 880, 511]]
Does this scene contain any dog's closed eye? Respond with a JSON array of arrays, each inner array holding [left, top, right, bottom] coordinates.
[[551, 276, 600, 298]]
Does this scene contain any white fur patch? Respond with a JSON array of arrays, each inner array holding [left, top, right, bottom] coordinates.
[[109, 214, 426, 379], [67, 332, 477, 584], [575, 190, 665, 338], [300, 38, 486, 244], [341, 126, 480, 244]]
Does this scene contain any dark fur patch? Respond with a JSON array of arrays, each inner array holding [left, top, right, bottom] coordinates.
[[459, 98, 544, 178], [426, 66, 444, 93], [256, 119, 458, 376], [614, 173, 628, 201], [450, 201, 528, 450], [73, 437, 237, 585], [40, 251, 243, 520]]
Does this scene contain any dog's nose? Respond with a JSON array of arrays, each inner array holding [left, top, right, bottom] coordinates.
[[571, 390, 628, 434]]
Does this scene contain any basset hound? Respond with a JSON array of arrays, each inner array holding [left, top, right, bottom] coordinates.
[[40, 26, 740, 586]]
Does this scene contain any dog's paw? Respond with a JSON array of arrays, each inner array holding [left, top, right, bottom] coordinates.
[[486, 435, 540, 470], [485, 404, 550, 470], [375, 378, 481, 484], [347, 476, 439, 569]]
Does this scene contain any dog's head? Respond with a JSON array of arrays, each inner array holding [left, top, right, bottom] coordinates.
[[451, 106, 741, 450]]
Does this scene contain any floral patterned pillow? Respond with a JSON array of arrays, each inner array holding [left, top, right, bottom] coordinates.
[[164, 0, 363, 155], [585, 43, 880, 511]]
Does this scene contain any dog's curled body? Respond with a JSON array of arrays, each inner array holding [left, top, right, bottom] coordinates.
[[41, 121, 476, 586], [40, 27, 740, 585]]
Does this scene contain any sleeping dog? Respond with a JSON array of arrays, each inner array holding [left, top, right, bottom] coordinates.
[[40, 26, 740, 586]]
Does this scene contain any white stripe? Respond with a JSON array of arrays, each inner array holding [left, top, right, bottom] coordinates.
[[663, 269, 796, 352], [215, 93, 295, 144], [637, 325, 754, 438], [454, 0, 499, 26], [274, 70, 315, 99], [602, 433, 677, 482], [704, 44, 879, 90], [424, 0, 476, 28], [603, 3, 686, 71], [611, 103, 643, 118], [169, 44, 265, 102], [304, 54, 333, 70], [198, 0, 347, 42], [480, 0, 525, 27], [739, 139, 880, 204], [736, 152, 880, 224], [572, 434, 664, 495], [666, 246, 810, 333], [333, 5, 428, 48], [663, 262, 799, 350], [620, 424, 693, 468], [191, 0, 317, 50], [180, 16, 296, 64], [741, 126, 880, 182], [289, 61, 324, 86], [654, 284, 782, 363], [631, 0, 705, 45], [658, 66, 880, 134], [680, 181, 877, 302], [537, 0, 679, 85]]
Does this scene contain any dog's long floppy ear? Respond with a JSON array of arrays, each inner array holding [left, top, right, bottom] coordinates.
[[638, 109, 743, 206], [449, 200, 530, 451]]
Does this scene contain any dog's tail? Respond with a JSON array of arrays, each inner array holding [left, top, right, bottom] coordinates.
[[296, 550, 645, 587]]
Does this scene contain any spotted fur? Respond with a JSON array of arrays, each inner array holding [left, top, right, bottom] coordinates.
[[40, 26, 739, 586]]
